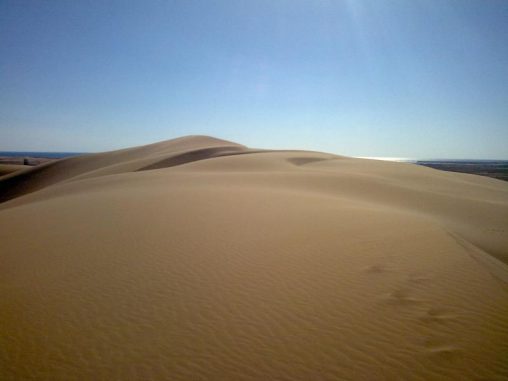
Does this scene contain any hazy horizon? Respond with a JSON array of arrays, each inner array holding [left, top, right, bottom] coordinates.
[[1, 1, 507, 159], [2, 145, 508, 162]]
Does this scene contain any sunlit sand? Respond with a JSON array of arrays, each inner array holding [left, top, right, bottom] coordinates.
[[1, 136, 507, 380]]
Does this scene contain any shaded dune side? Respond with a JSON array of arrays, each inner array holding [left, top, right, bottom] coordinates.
[[137, 146, 262, 171], [0, 136, 340, 204], [137, 148, 336, 171], [0, 136, 246, 203], [0, 164, 30, 177]]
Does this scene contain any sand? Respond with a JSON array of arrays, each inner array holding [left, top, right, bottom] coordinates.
[[1, 135, 507, 380], [0, 164, 30, 177]]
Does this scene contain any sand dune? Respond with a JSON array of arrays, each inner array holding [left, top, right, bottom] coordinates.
[[1, 136, 507, 380], [0, 164, 30, 177]]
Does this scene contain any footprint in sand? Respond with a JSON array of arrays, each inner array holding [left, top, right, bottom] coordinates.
[[407, 273, 431, 285], [428, 345, 462, 361], [419, 307, 457, 324], [364, 264, 386, 274], [384, 288, 423, 306]]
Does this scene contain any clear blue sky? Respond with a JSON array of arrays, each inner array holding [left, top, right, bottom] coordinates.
[[1, 0, 507, 158]]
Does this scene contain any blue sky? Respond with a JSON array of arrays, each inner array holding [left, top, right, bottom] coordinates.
[[1, 0, 507, 158]]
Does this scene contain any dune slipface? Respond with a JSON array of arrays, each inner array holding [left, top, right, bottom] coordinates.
[[1, 136, 508, 380]]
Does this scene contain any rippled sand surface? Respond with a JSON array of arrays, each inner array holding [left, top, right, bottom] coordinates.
[[1, 136, 507, 380]]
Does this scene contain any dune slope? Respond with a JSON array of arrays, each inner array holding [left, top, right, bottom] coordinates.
[[0, 164, 30, 177], [1, 136, 507, 380]]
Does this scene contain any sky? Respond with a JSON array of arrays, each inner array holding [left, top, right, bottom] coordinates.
[[1, 0, 507, 159]]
